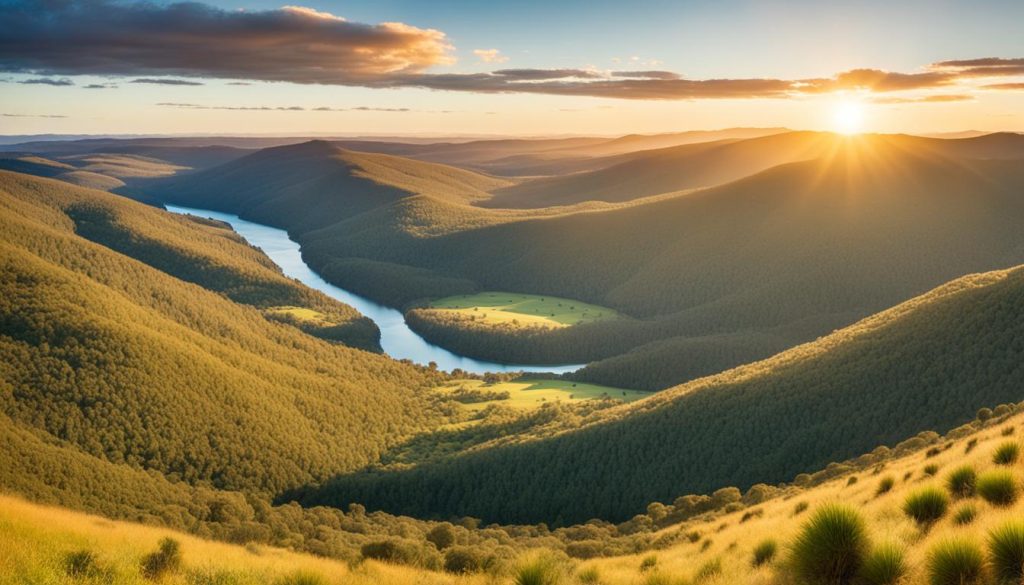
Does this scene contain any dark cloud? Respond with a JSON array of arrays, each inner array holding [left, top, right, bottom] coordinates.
[[491, 69, 601, 80], [931, 58, 1024, 78], [227, 82, 251, 86], [84, 83, 116, 89], [19, 77, 74, 86], [130, 78, 204, 86], [0, 0, 452, 84]]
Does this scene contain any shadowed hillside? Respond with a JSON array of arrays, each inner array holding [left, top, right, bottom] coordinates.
[[307, 261, 1024, 524]]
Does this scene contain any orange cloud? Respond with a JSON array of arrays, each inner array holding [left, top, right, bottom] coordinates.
[[473, 49, 509, 64]]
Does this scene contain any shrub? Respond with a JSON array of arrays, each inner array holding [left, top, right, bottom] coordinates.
[[977, 470, 1019, 506], [701, 540, 713, 552], [515, 554, 565, 585], [876, 476, 895, 496], [426, 523, 456, 550], [361, 538, 441, 569], [272, 571, 327, 585], [1002, 426, 1015, 436], [444, 546, 486, 574], [793, 501, 809, 516], [924, 464, 940, 477], [847, 476, 859, 486], [859, 543, 907, 585], [685, 530, 701, 543], [694, 558, 721, 581], [987, 521, 1024, 585], [993, 442, 1020, 465], [64, 549, 100, 578], [577, 566, 600, 585], [953, 504, 978, 526], [903, 487, 949, 527], [740, 508, 763, 523], [142, 538, 182, 580], [966, 438, 979, 453], [927, 537, 985, 585], [945, 465, 977, 499], [640, 555, 658, 572], [752, 539, 777, 567], [789, 504, 869, 585]]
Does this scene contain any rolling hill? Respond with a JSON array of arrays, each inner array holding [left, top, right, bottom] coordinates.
[[0, 170, 449, 500], [306, 260, 1024, 524]]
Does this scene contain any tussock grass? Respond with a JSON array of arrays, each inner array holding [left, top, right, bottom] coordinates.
[[788, 504, 869, 585], [986, 521, 1024, 585], [859, 543, 907, 585], [992, 441, 1020, 466], [926, 537, 985, 585], [945, 465, 977, 499], [903, 487, 949, 528], [977, 469, 1019, 506]]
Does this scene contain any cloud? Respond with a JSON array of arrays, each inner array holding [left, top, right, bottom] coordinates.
[[983, 82, 1024, 91], [130, 78, 204, 86], [869, 94, 974, 104], [227, 82, 251, 86], [2, 113, 67, 118], [158, 103, 449, 113], [18, 77, 74, 86], [473, 49, 508, 64], [931, 57, 1024, 77], [610, 71, 681, 80], [84, 83, 116, 89], [0, 0, 454, 84]]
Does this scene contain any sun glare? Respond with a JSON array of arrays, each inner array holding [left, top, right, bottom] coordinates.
[[833, 99, 865, 135]]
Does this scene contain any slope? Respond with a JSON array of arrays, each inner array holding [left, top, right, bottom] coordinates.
[[146, 140, 514, 233], [307, 260, 1024, 524], [0, 170, 447, 498]]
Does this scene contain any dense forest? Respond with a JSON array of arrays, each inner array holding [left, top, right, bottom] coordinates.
[[303, 263, 1024, 524], [0, 171, 450, 497]]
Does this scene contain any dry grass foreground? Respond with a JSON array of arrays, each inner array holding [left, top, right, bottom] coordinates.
[[7, 408, 1024, 584]]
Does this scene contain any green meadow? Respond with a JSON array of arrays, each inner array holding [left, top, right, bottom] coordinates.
[[438, 378, 647, 411], [426, 292, 620, 329]]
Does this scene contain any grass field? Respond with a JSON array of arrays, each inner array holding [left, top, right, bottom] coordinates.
[[437, 378, 648, 411], [264, 305, 332, 324], [426, 292, 620, 328], [0, 493, 486, 585]]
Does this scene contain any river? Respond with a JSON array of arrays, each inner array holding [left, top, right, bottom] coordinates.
[[166, 205, 583, 374]]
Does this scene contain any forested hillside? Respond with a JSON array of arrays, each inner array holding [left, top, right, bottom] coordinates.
[[308, 262, 1024, 524], [0, 170, 448, 497]]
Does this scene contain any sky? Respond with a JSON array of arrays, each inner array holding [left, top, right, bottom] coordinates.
[[1, 0, 1022, 137]]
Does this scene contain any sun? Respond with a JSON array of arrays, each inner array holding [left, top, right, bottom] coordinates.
[[833, 99, 866, 135]]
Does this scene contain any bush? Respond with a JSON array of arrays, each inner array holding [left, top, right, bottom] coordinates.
[[977, 470, 1019, 506], [640, 555, 658, 572], [515, 554, 565, 585], [142, 538, 182, 580], [577, 566, 601, 585], [924, 464, 940, 477], [789, 504, 869, 585], [272, 571, 327, 585], [876, 476, 895, 496], [426, 523, 456, 550], [966, 438, 979, 453], [752, 539, 777, 567], [993, 442, 1020, 465], [945, 465, 977, 499], [694, 558, 721, 581], [987, 521, 1024, 585], [444, 546, 486, 574], [953, 504, 977, 526], [859, 543, 907, 585], [64, 549, 100, 578], [793, 501, 809, 515], [903, 487, 949, 527], [927, 537, 985, 585], [360, 538, 441, 569]]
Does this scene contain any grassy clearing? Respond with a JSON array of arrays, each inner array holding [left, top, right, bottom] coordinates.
[[264, 306, 332, 324], [436, 378, 647, 411], [426, 292, 620, 329]]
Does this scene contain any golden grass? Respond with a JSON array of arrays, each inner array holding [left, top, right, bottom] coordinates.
[[437, 378, 647, 411], [0, 493, 486, 585]]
